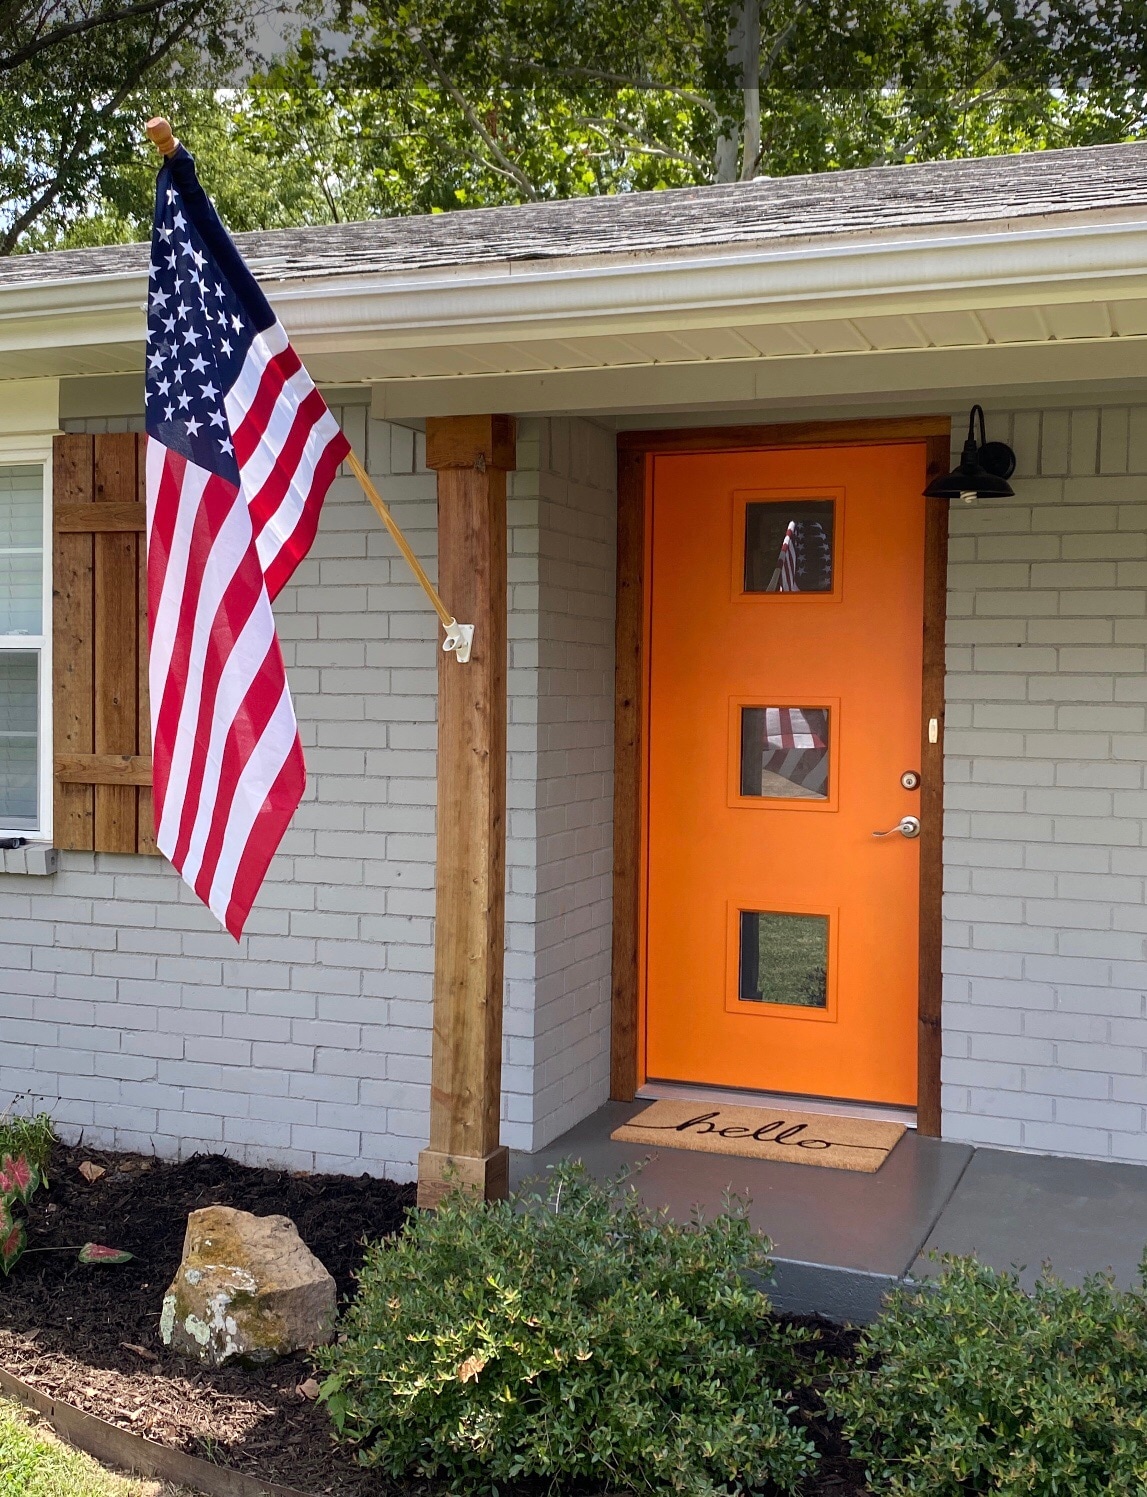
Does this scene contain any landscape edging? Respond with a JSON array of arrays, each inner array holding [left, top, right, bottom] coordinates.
[[0, 1364, 323, 1497]]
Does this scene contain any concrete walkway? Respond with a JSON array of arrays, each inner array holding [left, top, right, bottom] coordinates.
[[510, 1101, 1147, 1322]]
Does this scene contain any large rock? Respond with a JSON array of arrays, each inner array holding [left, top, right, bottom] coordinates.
[[160, 1206, 336, 1367]]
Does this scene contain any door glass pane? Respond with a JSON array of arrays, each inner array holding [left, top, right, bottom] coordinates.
[[0, 465, 44, 636], [739, 910, 828, 1008], [0, 651, 38, 829], [744, 499, 834, 593], [741, 706, 829, 799]]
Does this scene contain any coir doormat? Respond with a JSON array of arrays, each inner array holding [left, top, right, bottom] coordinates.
[[611, 1099, 905, 1173]]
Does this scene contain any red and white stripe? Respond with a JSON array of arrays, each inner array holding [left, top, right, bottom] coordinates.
[[776, 520, 799, 592], [226, 322, 347, 600], [147, 325, 348, 938], [765, 707, 825, 752]]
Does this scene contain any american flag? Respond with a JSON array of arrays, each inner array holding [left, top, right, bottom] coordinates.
[[144, 145, 349, 938], [759, 707, 829, 797], [764, 707, 825, 752], [774, 519, 799, 592]]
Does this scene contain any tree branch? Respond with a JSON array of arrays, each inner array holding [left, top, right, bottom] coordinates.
[[579, 116, 708, 171], [760, 0, 811, 89], [873, 81, 1014, 167], [414, 37, 540, 201], [507, 59, 722, 120], [0, 0, 190, 73], [0, 3, 207, 251], [293, 125, 343, 222]]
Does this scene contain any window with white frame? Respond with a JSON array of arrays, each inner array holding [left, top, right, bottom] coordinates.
[[0, 449, 51, 841]]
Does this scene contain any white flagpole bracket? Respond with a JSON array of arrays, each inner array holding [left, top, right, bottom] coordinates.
[[442, 619, 474, 664]]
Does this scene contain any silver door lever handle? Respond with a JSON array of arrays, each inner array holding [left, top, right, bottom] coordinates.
[[873, 815, 921, 839]]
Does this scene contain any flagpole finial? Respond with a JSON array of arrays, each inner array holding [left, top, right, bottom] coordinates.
[[145, 117, 179, 158]]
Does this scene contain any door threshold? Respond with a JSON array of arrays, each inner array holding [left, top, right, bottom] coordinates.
[[637, 1079, 917, 1130]]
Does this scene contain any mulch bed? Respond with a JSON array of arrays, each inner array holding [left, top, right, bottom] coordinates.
[[0, 1142, 871, 1496], [0, 1141, 411, 1494]]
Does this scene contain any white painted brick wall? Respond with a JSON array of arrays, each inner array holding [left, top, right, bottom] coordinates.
[[0, 401, 438, 1179], [0, 397, 616, 1175], [506, 419, 616, 1149], [944, 402, 1147, 1163]]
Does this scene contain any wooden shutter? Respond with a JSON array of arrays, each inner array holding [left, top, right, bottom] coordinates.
[[53, 433, 157, 855]]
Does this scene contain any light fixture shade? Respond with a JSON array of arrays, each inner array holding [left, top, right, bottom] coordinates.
[[924, 463, 1016, 500], [924, 405, 1016, 500]]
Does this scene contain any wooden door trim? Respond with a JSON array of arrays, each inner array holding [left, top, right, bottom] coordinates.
[[610, 448, 647, 1099], [618, 415, 951, 456], [610, 416, 951, 1135]]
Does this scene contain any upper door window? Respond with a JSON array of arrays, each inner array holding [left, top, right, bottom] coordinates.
[[0, 460, 50, 839], [744, 499, 835, 593]]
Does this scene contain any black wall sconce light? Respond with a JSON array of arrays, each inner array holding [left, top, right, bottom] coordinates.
[[924, 404, 1016, 502]]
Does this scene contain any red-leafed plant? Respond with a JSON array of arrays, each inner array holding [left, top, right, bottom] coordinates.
[[0, 1152, 41, 1275], [77, 1243, 133, 1265], [0, 1153, 132, 1276]]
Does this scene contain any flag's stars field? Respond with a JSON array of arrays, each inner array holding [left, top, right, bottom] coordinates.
[[145, 187, 247, 482]]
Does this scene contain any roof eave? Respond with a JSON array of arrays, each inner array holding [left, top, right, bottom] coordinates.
[[3, 208, 1147, 375]]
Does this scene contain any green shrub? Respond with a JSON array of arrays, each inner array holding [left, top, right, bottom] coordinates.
[[828, 1253, 1147, 1495], [318, 1163, 818, 1496]]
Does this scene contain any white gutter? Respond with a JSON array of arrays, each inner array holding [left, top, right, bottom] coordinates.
[[3, 207, 1147, 360], [289, 213, 1147, 349]]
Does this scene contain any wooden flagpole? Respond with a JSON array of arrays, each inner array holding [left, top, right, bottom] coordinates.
[[344, 450, 474, 663], [144, 116, 474, 663]]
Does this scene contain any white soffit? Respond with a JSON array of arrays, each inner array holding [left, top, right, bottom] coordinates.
[[366, 337, 1147, 419]]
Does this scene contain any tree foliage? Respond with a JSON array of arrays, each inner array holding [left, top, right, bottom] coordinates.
[[5, 0, 1147, 253], [329, 0, 1147, 198], [0, 0, 254, 252]]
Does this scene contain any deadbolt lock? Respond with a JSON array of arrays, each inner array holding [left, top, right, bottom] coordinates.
[[900, 770, 921, 791]]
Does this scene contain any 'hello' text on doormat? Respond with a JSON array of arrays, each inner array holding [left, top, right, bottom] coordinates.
[[611, 1100, 905, 1173]]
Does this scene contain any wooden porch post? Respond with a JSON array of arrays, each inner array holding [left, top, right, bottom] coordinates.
[[417, 415, 516, 1208]]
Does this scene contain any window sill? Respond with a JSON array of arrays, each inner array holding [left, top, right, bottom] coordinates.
[[0, 844, 57, 876]]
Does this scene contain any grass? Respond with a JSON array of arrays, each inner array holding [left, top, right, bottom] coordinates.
[[750, 912, 828, 1007], [0, 1401, 193, 1497], [0, 1112, 55, 1174]]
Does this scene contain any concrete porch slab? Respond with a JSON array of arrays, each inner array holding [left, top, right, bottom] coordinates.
[[510, 1101, 973, 1318], [912, 1145, 1147, 1290], [512, 1102, 1147, 1320]]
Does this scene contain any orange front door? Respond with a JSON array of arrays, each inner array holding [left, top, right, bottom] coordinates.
[[645, 442, 927, 1106]]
